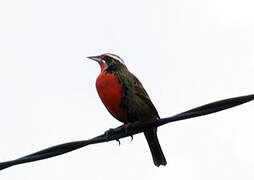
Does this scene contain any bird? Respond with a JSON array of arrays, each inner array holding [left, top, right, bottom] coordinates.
[[88, 53, 167, 167]]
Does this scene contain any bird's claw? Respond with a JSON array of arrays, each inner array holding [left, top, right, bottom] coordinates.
[[123, 123, 134, 142], [116, 139, 121, 146], [104, 124, 133, 145], [104, 128, 121, 145], [130, 135, 133, 141]]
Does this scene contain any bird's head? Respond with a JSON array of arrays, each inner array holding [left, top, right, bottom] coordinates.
[[87, 53, 126, 72]]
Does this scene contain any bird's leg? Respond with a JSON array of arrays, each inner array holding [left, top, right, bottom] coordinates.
[[104, 128, 121, 145]]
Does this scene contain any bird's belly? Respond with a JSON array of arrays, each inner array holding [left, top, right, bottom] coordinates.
[[96, 72, 126, 122]]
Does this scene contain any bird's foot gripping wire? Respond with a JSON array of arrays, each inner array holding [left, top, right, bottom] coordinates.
[[122, 123, 133, 141], [104, 128, 121, 145]]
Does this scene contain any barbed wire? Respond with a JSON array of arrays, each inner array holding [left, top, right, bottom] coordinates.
[[0, 94, 253, 171]]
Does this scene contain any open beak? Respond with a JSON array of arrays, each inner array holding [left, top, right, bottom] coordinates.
[[87, 56, 102, 62]]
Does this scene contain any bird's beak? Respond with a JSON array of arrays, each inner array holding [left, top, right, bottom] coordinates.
[[87, 56, 102, 62]]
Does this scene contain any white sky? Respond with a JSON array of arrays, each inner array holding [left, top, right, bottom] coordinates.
[[0, 0, 254, 179]]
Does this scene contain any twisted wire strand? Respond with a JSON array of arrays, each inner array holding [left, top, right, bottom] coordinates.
[[0, 94, 253, 171]]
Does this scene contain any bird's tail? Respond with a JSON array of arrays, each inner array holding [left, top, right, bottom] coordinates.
[[144, 129, 167, 167]]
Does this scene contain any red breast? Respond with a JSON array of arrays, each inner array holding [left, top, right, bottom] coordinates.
[[96, 71, 127, 121]]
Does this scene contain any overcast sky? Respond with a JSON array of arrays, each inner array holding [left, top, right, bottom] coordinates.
[[0, 0, 254, 179]]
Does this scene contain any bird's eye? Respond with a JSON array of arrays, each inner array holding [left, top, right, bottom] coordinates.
[[103, 56, 112, 63]]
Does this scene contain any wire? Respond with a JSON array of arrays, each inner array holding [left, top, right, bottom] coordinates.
[[0, 94, 253, 171]]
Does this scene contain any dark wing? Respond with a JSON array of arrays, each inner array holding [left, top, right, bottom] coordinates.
[[131, 74, 160, 119], [118, 69, 160, 122]]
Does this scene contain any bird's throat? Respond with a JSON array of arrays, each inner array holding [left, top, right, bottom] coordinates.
[[98, 61, 107, 72]]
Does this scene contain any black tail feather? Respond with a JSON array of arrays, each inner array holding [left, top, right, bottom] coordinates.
[[144, 129, 167, 167]]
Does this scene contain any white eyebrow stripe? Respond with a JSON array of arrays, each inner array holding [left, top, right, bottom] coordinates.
[[106, 53, 125, 64]]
